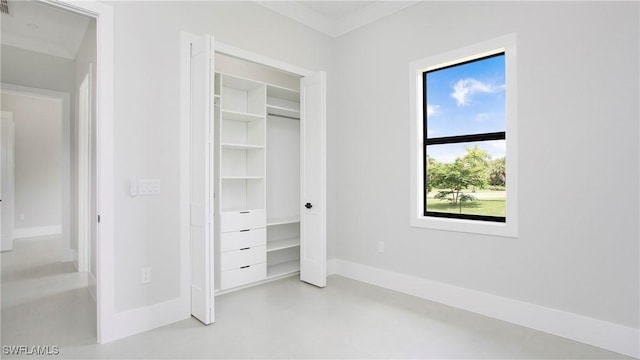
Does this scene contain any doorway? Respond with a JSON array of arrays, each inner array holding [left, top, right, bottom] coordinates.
[[0, 0, 112, 344], [0, 85, 97, 345]]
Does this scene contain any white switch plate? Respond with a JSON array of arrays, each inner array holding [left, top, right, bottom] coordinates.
[[378, 241, 385, 253], [139, 179, 161, 195]]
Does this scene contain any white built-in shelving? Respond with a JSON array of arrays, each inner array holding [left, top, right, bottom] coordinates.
[[265, 84, 301, 278], [214, 70, 303, 289], [266, 84, 300, 119], [215, 73, 268, 291], [267, 216, 300, 226], [218, 73, 266, 214], [267, 237, 300, 252], [266, 260, 299, 278]]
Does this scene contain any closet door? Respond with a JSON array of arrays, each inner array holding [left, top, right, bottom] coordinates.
[[190, 34, 215, 324], [300, 72, 327, 287]]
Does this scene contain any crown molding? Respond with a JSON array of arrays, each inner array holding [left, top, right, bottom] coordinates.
[[256, 1, 419, 38]]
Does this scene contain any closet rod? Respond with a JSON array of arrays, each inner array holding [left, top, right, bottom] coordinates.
[[267, 112, 300, 121]]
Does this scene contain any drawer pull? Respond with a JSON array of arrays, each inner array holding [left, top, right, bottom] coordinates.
[[240, 229, 250, 232], [240, 247, 250, 251], [240, 265, 250, 269], [239, 211, 250, 214]]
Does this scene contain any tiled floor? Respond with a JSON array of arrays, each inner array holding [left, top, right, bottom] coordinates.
[[1, 236, 632, 359], [1, 236, 96, 350]]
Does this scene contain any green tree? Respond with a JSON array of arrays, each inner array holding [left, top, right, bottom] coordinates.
[[425, 155, 438, 194], [430, 146, 490, 205], [488, 157, 506, 186]]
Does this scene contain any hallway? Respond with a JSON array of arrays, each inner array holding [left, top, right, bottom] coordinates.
[[1, 235, 96, 348]]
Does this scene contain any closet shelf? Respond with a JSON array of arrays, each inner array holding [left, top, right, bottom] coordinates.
[[267, 217, 300, 226], [221, 73, 265, 91], [267, 260, 300, 278], [221, 110, 265, 122], [267, 238, 300, 252], [267, 84, 299, 102], [221, 143, 264, 150], [267, 105, 300, 120]]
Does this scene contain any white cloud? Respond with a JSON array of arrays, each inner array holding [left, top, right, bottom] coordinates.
[[426, 104, 440, 118], [451, 78, 503, 106]]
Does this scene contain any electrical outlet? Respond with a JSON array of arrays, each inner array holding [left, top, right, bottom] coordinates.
[[141, 267, 151, 284], [378, 241, 385, 253]]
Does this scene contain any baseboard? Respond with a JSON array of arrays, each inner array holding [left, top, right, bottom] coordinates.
[[13, 225, 62, 239], [100, 297, 190, 344], [333, 259, 639, 358]]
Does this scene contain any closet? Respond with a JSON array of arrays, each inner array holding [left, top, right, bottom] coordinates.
[[188, 35, 326, 325], [213, 54, 306, 292]]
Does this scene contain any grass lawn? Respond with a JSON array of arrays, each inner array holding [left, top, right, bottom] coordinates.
[[426, 190, 505, 217]]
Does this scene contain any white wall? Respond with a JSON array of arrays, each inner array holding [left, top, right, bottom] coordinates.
[[1, 45, 75, 242], [331, 0, 638, 331], [105, 1, 333, 312], [1, 45, 76, 94], [0, 93, 63, 231]]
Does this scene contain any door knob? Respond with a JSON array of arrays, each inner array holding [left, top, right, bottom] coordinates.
[[305, 202, 312, 209]]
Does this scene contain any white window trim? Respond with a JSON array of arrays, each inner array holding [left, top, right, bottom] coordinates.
[[409, 34, 518, 237]]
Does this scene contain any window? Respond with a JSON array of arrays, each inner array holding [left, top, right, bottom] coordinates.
[[424, 53, 505, 222], [409, 35, 517, 237]]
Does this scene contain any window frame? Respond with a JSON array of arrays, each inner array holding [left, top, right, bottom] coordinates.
[[423, 52, 506, 223], [409, 34, 518, 237]]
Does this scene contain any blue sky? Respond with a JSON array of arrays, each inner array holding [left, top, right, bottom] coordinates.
[[426, 54, 505, 163]]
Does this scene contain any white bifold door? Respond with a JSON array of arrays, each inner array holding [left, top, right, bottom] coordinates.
[[299, 72, 326, 287], [189, 34, 327, 323], [190, 34, 215, 325]]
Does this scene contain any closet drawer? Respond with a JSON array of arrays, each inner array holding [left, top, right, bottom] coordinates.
[[220, 210, 266, 233], [220, 262, 266, 289], [220, 245, 266, 271], [220, 228, 266, 252]]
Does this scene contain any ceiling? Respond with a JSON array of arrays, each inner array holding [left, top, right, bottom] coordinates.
[[256, 1, 419, 37], [1, 0, 91, 59], [0, 0, 416, 60]]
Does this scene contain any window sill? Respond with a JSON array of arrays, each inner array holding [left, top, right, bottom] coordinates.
[[411, 215, 517, 238]]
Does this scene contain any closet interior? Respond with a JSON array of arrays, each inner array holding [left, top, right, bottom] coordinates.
[[213, 53, 302, 292]]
